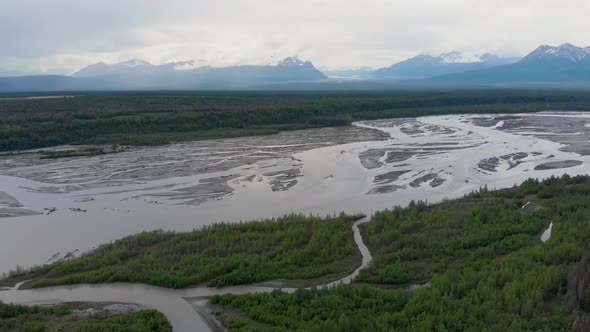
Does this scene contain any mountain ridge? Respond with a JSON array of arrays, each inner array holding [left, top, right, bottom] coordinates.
[[0, 56, 327, 91], [2, 43, 590, 92], [432, 43, 590, 83], [371, 51, 519, 79]]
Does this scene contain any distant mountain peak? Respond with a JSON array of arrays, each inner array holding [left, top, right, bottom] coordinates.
[[371, 51, 517, 79], [479, 53, 501, 62], [170, 60, 197, 71], [433, 42, 590, 83], [438, 51, 503, 64], [72, 58, 153, 77], [119, 58, 152, 67], [439, 51, 465, 63], [66, 55, 326, 86], [523, 43, 590, 63], [278, 56, 311, 67]]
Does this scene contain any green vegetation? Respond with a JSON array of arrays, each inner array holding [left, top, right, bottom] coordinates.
[[3, 91, 590, 151], [5, 175, 590, 330], [0, 302, 171, 332], [68, 310, 171, 332], [211, 175, 590, 331], [210, 286, 408, 332], [356, 196, 544, 285], [4, 214, 360, 289]]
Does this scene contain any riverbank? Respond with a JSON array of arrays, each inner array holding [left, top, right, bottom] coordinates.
[[3, 176, 590, 331], [0, 217, 372, 332], [1, 214, 364, 290]]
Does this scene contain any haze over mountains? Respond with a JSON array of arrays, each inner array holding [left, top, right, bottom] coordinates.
[[70, 56, 326, 82], [1, 43, 589, 92], [371, 52, 519, 79], [436, 43, 590, 83]]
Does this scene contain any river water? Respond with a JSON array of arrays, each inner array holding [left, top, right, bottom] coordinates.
[[0, 218, 372, 332], [2, 112, 590, 331], [3, 112, 590, 272]]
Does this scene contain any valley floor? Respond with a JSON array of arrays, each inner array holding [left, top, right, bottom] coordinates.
[[3, 103, 590, 331]]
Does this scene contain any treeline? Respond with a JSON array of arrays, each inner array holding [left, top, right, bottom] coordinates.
[[0, 302, 171, 331], [3, 91, 590, 150], [211, 175, 590, 331], [5, 214, 360, 288]]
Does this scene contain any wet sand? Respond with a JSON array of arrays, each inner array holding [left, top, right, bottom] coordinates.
[[0, 191, 40, 218], [534, 160, 583, 171]]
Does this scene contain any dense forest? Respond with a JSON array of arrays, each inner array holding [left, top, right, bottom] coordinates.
[[3, 91, 590, 151], [211, 175, 590, 331], [356, 196, 546, 285], [0, 302, 171, 331], [2, 214, 360, 289]]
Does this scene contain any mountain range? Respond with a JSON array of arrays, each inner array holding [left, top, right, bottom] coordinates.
[[0, 57, 326, 92], [435, 43, 590, 83], [1, 43, 590, 92], [370, 52, 519, 79]]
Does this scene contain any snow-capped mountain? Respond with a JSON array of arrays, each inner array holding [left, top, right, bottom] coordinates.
[[277, 56, 309, 67], [3, 44, 590, 92], [0, 56, 327, 91], [521, 43, 590, 64], [71, 56, 326, 80], [371, 52, 518, 79], [433, 43, 590, 83]]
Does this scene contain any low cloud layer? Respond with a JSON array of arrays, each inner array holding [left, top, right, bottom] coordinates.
[[1, 0, 590, 75]]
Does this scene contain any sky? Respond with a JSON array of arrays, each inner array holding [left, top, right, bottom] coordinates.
[[1, 0, 590, 76]]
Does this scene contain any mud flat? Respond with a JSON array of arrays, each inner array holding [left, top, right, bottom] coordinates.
[[367, 184, 405, 195], [409, 173, 445, 188], [534, 160, 583, 171], [0, 126, 387, 186], [0, 191, 40, 218], [468, 112, 590, 156], [478, 153, 529, 173], [374, 170, 411, 185]]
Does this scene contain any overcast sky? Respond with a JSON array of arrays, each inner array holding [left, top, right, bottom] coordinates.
[[1, 0, 590, 75]]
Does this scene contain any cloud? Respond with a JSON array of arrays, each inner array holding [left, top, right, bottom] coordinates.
[[1, 0, 590, 75]]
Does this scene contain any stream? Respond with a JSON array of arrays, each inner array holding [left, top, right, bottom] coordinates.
[[0, 218, 372, 332]]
